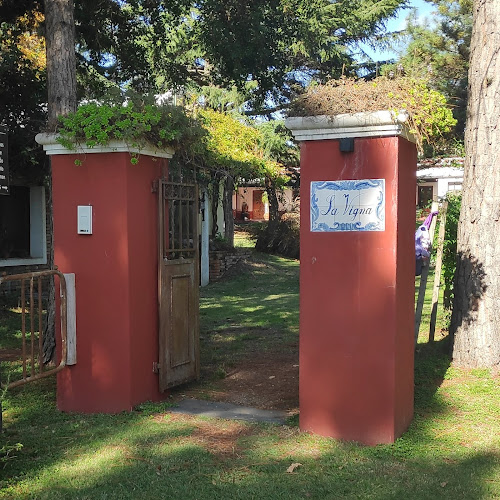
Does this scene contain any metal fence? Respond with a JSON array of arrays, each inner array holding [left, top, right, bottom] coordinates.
[[0, 269, 68, 389]]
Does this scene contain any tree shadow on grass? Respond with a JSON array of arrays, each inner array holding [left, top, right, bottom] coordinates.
[[1, 326, 497, 496], [2, 413, 497, 500], [414, 336, 453, 416], [2, 253, 497, 498]]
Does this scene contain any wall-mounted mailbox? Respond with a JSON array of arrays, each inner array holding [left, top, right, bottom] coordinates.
[[77, 206, 92, 235]]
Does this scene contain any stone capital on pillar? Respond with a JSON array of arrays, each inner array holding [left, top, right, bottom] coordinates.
[[285, 110, 416, 143], [285, 110, 417, 445], [36, 133, 173, 413]]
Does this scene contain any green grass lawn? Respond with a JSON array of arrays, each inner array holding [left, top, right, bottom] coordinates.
[[1, 252, 499, 499], [198, 252, 299, 384]]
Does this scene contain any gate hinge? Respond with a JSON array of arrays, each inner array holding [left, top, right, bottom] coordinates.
[[151, 179, 159, 193], [152, 362, 161, 374]]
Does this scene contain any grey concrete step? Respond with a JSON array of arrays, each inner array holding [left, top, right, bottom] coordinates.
[[170, 398, 288, 425]]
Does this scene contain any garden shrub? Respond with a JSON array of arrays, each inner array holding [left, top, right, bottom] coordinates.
[[442, 192, 461, 309], [254, 211, 300, 259]]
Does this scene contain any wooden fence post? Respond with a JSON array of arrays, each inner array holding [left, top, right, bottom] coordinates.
[[429, 201, 448, 342], [414, 201, 439, 345]]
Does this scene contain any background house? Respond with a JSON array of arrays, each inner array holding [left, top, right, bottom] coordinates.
[[416, 158, 463, 207], [233, 185, 295, 221]]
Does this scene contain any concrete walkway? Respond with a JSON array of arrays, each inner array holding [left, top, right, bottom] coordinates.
[[170, 398, 288, 425]]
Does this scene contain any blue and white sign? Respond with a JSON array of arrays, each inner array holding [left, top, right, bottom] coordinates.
[[311, 179, 385, 232]]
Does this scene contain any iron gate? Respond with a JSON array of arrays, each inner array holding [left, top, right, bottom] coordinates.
[[0, 269, 68, 389]]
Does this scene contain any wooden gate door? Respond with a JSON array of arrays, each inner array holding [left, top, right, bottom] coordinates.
[[157, 165, 199, 391]]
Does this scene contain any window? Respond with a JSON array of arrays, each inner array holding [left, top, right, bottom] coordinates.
[[417, 185, 434, 208], [448, 182, 462, 192], [0, 185, 47, 267]]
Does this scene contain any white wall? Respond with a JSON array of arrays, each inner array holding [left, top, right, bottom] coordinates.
[[437, 177, 463, 198]]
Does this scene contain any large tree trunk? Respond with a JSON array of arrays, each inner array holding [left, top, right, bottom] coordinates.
[[43, 174, 56, 363], [450, 0, 500, 369], [222, 175, 234, 247], [45, 0, 77, 129], [265, 176, 280, 227], [210, 173, 221, 239], [43, 0, 77, 361]]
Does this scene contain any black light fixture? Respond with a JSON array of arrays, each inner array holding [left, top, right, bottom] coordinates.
[[339, 137, 354, 153]]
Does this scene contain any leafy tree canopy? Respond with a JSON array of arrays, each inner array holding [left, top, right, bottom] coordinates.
[[387, 0, 472, 142], [0, 7, 47, 182], [193, 109, 286, 185], [1, 0, 410, 180], [2, 0, 409, 104]]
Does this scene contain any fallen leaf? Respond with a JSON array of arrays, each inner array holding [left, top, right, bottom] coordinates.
[[286, 462, 302, 473]]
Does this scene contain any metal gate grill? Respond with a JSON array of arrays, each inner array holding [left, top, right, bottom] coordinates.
[[0, 270, 67, 389], [160, 180, 198, 260]]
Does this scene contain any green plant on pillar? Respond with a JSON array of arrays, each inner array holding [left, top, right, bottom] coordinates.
[[290, 77, 457, 153], [55, 100, 204, 162]]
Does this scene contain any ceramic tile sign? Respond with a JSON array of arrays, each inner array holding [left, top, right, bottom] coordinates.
[[311, 179, 385, 232]]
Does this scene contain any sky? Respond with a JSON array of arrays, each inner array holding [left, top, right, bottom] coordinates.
[[359, 0, 437, 62]]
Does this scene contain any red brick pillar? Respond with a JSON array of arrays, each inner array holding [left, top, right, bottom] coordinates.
[[36, 135, 172, 413], [286, 112, 417, 444]]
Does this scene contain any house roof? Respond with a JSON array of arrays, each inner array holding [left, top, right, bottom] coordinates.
[[417, 166, 464, 180]]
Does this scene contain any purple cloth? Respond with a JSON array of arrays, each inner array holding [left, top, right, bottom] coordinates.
[[415, 226, 431, 258], [422, 211, 438, 230], [415, 212, 438, 259], [415, 211, 437, 275], [416, 210, 438, 259]]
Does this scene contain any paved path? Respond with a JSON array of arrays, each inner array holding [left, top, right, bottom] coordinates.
[[170, 398, 288, 425]]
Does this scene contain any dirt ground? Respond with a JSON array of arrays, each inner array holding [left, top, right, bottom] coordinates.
[[170, 345, 299, 414]]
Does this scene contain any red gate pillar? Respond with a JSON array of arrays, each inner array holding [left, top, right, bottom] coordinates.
[[36, 135, 171, 413], [286, 112, 417, 445]]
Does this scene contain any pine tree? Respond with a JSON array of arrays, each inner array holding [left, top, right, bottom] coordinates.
[[397, 0, 472, 140], [450, 0, 500, 369]]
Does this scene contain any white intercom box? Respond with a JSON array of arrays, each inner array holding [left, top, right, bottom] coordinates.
[[77, 206, 92, 235]]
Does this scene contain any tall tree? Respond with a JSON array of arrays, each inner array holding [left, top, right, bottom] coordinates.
[[450, 0, 500, 368], [3, 0, 409, 115], [197, 0, 406, 110], [42, 0, 77, 361], [395, 1, 472, 142], [257, 120, 299, 224], [44, 0, 77, 128]]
